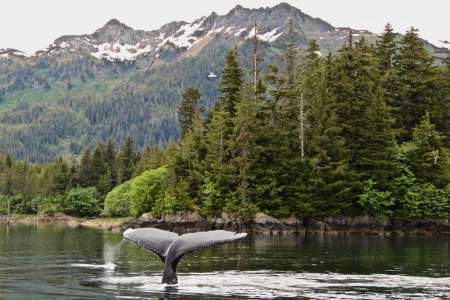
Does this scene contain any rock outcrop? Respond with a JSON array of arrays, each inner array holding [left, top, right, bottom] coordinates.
[[121, 212, 450, 236]]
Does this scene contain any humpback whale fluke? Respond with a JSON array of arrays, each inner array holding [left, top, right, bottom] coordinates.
[[123, 228, 247, 284]]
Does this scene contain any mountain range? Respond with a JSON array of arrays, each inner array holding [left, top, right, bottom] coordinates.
[[0, 2, 448, 163]]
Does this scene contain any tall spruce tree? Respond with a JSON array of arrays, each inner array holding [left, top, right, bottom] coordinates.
[[332, 36, 398, 196], [304, 52, 355, 215], [117, 137, 136, 184], [230, 83, 258, 208], [78, 148, 92, 187], [104, 139, 117, 187], [52, 157, 71, 194], [219, 48, 244, 119], [178, 87, 202, 138], [90, 143, 107, 187], [375, 23, 398, 108], [376, 23, 397, 72], [394, 27, 439, 141]]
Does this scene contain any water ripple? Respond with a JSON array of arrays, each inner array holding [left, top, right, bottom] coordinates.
[[85, 270, 450, 299]]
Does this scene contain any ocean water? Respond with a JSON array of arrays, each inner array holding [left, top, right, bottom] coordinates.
[[0, 224, 449, 299]]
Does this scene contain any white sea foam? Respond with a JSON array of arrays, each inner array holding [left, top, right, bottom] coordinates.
[[86, 270, 450, 299]]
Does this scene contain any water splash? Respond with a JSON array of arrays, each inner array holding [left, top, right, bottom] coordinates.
[[78, 270, 450, 299]]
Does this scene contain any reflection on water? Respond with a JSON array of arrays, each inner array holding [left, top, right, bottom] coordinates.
[[0, 224, 449, 299]]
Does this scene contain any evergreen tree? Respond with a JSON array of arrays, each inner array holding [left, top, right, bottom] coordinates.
[[230, 83, 258, 207], [437, 56, 450, 146], [408, 113, 450, 187], [90, 143, 107, 187], [134, 146, 163, 176], [250, 21, 264, 90], [394, 27, 439, 141], [117, 137, 137, 184], [78, 148, 92, 187], [376, 23, 397, 72], [332, 37, 398, 196], [52, 157, 71, 194], [300, 39, 322, 158], [285, 18, 299, 89], [201, 105, 234, 212], [104, 139, 117, 186], [178, 87, 202, 138], [375, 23, 398, 108], [281, 19, 301, 157], [305, 53, 355, 215], [219, 48, 244, 118]]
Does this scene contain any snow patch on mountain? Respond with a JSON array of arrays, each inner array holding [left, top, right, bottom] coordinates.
[[158, 18, 205, 49], [60, 41, 70, 49], [246, 27, 282, 43], [259, 28, 283, 43], [91, 42, 153, 61], [233, 28, 247, 37]]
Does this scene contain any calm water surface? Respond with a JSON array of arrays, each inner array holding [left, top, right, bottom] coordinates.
[[0, 224, 449, 299]]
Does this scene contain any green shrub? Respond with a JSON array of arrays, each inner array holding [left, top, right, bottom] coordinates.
[[63, 187, 101, 217], [10, 194, 38, 214], [200, 177, 224, 215], [358, 180, 395, 217], [0, 195, 9, 215], [30, 195, 46, 214], [224, 194, 258, 220], [37, 195, 64, 216], [128, 167, 168, 217], [102, 181, 132, 217], [152, 192, 187, 218], [399, 184, 450, 220]]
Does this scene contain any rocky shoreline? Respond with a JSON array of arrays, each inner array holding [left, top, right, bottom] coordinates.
[[0, 214, 126, 232], [121, 212, 450, 237], [2, 212, 450, 237]]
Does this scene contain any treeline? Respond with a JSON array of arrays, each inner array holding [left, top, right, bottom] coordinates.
[[1, 24, 450, 220], [0, 138, 164, 216]]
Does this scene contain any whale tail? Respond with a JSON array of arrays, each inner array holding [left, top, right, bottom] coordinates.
[[123, 228, 247, 284]]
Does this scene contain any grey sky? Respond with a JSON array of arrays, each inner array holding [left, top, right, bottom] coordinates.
[[1, 0, 449, 54]]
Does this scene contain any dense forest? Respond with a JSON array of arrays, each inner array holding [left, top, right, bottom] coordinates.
[[1, 24, 449, 220]]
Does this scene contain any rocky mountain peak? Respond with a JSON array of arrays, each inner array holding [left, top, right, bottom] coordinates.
[[104, 18, 127, 27], [271, 2, 298, 11], [92, 18, 138, 42], [227, 4, 249, 16]]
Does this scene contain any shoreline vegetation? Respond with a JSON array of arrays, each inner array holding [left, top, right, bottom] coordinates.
[[1, 24, 449, 233], [2, 213, 450, 237]]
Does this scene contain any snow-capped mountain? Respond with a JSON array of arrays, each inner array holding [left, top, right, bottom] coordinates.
[[0, 3, 408, 63], [2, 2, 448, 64], [29, 3, 329, 62]]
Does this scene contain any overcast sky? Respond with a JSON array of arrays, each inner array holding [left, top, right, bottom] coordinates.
[[1, 0, 449, 54]]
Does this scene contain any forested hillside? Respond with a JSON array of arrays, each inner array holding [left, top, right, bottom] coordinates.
[[0, 3, 448, 163], [1, 23, 449, 220]]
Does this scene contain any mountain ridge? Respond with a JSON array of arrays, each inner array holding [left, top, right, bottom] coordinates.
[[1, 3, 448, 63]]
